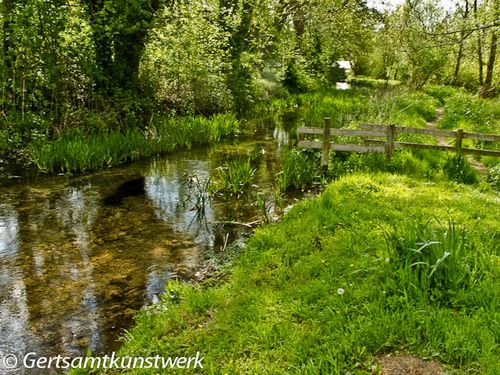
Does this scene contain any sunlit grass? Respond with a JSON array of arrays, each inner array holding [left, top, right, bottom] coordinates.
[[114, 173, 500, 374]]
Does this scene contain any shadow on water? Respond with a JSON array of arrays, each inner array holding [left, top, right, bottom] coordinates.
[[0, 112, 303, 366]]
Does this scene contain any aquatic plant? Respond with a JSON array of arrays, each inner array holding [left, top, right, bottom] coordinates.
[[183, 173, 212, 212], [214, 158, 256, 195], [29, 113, 239, 173], [276, 148, 321, 192], [256, 193, 273, 224]]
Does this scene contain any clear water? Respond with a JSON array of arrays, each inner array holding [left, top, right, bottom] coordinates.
[[0, 120, 299, 365]]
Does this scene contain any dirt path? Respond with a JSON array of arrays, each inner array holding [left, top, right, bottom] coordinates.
[[426, 107, 488, 175]]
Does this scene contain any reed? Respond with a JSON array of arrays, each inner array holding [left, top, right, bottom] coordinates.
[[213, 157, 256, 195], [29, 113, 239, 173]]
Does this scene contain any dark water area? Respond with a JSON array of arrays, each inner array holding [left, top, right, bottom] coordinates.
[[0, 115, 301, 370]]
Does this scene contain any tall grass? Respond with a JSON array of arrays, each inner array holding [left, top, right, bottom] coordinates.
[[29, 113, 239, 173], [258, 86, 439, 131], [276, 148, 322, 192], [438, 91, 500, 133], [383, 219, 492, 307], [436, 90, 500, 169]]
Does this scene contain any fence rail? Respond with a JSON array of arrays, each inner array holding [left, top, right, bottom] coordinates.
[[297, 118, 500, 169]]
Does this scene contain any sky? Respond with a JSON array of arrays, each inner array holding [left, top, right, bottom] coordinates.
[[366, 0, 457, 12]]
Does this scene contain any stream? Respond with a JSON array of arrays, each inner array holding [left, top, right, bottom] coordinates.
[[0, 115, 301, 371]]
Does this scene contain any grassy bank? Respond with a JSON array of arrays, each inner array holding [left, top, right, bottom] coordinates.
[[27, 114, 239, 173], [111, 173, 499, 374]]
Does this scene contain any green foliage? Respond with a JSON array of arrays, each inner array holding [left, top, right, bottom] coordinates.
[[328, 150, 443, 182], [349, 76, 400, 88], [439, 91, 500, 133], [29, 113, 239, 173], [256, 193, 273, 224], [487, 164, 500, 190], [393, 92, 438, 122], [325, 63, 347, 84], [282, 60, 310, 94], [424, 85, 458, 105], [383, 219, 493, 307]]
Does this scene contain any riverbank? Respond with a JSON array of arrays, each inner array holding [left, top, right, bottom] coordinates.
[[26, 113, 239, 174], [109, 173, 500, 374]]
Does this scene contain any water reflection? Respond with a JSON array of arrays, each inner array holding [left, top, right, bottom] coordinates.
[[0, 118, 296, 361], [0, 204, 31, 359]]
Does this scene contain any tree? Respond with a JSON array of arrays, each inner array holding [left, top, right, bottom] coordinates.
[[451, 0, 469, 85], [479, 0, 498, 97], [79, 0, 164, 92]]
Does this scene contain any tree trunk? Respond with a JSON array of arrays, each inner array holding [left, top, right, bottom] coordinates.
[[2, 0, 15, 103], [81, 0, 161, 93], [480, 31, 498, 97], [474, 0, 484, 86], [451, 0, 469, 85], [2, 0, 14, 70]]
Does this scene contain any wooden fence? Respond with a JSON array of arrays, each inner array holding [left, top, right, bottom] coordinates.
[[297, 117, 500, 169]]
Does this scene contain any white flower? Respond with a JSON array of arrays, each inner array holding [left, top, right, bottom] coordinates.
[[337, 288, 345, 296]]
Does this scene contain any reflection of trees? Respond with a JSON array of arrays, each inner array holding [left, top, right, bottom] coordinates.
[[146, 159, 217, 245], [13, 184, 104, 356], [0, 203, 31, 355]]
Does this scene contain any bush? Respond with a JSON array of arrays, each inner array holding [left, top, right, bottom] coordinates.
[[424, 85, 458, 105], [282, 60, 310, 94]]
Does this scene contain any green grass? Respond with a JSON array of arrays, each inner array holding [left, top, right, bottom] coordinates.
[[28, 113, 239, 173], [108, 173, 499, 374], [348, 76, 401, 88], [434, 88, 500, 171], [257, 86, 439, 131]]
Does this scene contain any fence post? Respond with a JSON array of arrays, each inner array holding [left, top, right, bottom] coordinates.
[[321, 117, 331, 171], [456, 129, 464, 155], [385, 124, 396, 161]]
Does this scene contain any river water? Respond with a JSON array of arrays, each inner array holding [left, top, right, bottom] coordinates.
[[0, 116, 300, 368]]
